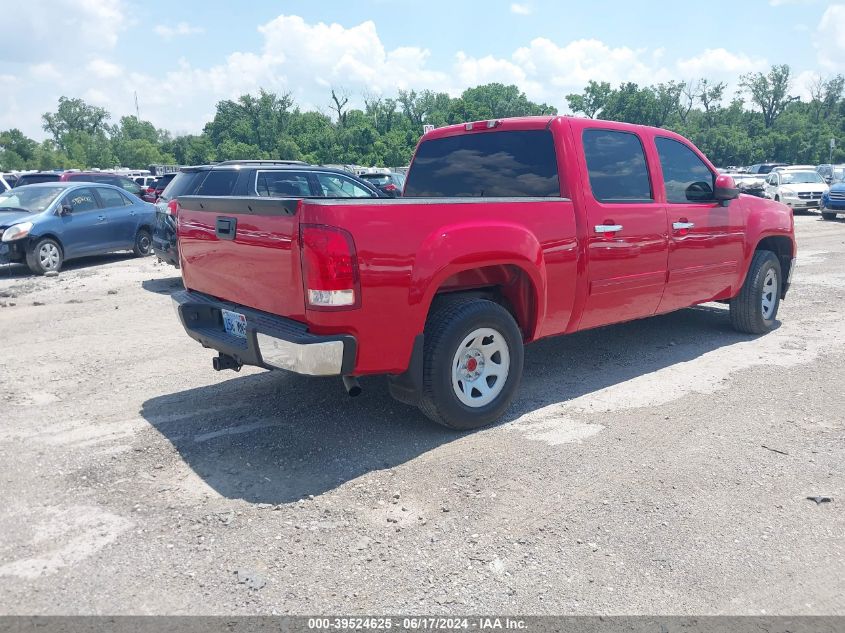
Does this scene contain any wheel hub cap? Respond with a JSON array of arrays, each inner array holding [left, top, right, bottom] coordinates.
[[451, 327, 510, 408], [761, 268, 777, 319]]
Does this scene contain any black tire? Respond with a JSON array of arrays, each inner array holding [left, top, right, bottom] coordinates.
[[730, 250, 782, 335], [133, 228, 152, 257], [25, 237, 63, 275], [418, 298, 524, 430], [822, 211, 837, 221]]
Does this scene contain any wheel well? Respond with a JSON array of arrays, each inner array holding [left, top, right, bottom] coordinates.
[[428, 264, 537, 339], [29, 233, 64, 254], [755, 236, 793, 290]]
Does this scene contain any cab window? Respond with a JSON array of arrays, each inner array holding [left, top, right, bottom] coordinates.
[[583, 129, 653, 203], [655, 137, 716, 203]]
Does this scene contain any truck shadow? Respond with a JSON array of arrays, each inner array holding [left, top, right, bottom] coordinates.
[[139, 303, 765, 505]]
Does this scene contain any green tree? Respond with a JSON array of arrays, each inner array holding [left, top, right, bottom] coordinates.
[[740, 64, 798, 128], [42, 96, 110, 150], [566, 80, 612, 119]]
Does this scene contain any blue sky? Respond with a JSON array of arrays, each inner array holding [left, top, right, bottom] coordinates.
[[1, 0, 842, 139]]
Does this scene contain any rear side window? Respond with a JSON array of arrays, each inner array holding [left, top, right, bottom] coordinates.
[[256, 171, 312, 197], [161, 171, 206, 200], [404, 130, 560, 197], [17, 174, 60, 186], [583, 129, 652, 203], [97, 187, 131, 208], [194, 170, 239, 196], [655, 137, 715, 203]]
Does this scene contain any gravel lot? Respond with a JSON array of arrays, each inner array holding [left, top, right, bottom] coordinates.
[[0, 214, 842, 615]]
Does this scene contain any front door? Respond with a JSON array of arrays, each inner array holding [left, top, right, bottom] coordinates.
[[577, 127, 669, 331], [653, 136, 745, 313]]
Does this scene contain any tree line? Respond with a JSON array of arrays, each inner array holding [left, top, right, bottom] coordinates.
[[1, 64, 844, 171]]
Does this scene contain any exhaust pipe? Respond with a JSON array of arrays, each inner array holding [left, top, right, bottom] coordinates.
[[342, 375, 362, 397], [213, 354, 242, 372]]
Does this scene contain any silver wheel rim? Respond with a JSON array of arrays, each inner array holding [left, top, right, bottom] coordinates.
[[761, 268, 778, 320], [138, 234, 150, 253], [39, 243, 60, 270], [451, 327, 510, 408]]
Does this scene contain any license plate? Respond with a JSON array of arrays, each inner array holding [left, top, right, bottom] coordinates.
[[222, 309, 247, 339]]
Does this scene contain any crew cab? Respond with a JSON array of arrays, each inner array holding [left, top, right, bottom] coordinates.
[[172, 117, 796, 430]]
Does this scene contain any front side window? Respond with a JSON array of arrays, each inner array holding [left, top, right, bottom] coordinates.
[[97, 187, 131, 208], [404, 129, 560, 197], [194, 170, 239, 196], [583, 129, 652, 203], [315, 173, 374, 198], [655, 137, 716, 203], [63, 187, 100, 213], [256, 171, 312, 197]]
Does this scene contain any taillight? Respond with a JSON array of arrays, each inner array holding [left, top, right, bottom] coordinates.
[[383, 183, 398, 192], [300, 224, 360, 310], [166, 199, 179, 216]]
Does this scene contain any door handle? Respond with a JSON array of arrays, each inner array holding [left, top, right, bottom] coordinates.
[[673, 221, 695, 230], [594, 224, 623, 233]]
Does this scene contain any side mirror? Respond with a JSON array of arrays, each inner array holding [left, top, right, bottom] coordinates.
[[713, 174, 740, 206], [60, 204, 73, 216]]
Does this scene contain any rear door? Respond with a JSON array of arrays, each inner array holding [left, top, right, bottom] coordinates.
[[57, 187, 107, 256], [95, 187, 137, 248], [654, 136, 744, 312], [576, 126, 669, 330]]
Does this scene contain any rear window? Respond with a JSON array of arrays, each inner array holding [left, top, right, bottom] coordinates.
[[404, 130, 560, 197], [160, 171, 206, 201], [361, 175, 391, 186], [16, 174, 60, 186], [194, 170, 239, 196]]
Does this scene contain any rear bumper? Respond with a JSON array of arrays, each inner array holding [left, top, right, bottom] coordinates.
[[172, 290, 356, 376]]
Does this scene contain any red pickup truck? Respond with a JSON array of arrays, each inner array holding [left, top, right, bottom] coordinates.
[[172, 116, 796, 430]]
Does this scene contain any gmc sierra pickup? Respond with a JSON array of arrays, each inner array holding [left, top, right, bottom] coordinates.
[[172, 116, 796, 430]]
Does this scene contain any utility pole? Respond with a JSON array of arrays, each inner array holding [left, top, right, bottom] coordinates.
[[134, 91, 141, 120], [830, 137, 835, 164]]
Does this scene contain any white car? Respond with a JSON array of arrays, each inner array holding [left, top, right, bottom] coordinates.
[[764, 169, 828, 211]]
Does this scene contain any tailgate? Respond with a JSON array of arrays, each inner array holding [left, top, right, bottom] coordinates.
[[177, 196, 305, 320]]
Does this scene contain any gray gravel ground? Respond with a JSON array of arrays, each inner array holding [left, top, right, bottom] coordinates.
[[0, 214, 842, 615]]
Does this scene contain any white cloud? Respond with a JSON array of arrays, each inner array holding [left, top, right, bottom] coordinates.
[[153, 22, 204, 39], [87, 59, 122, 79], [676, 48, 767, 76], [510, 3, 532, 15], [817, 4, 845, 71]]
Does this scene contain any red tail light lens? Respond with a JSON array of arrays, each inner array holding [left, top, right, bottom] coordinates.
[[166, 199, 179, 216], [300, 224, 360, 309], [383, 183, 398, 192]]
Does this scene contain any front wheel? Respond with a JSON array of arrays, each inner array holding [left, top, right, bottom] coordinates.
[[418, 298, 524, 430], [822, 211, 837, 221], [133, 228, 152, 257], [26, 237, 63, 275], [730, 250, 782, 334]]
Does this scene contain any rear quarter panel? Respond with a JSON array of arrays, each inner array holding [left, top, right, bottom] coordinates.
[[302, 197, 578, 375]]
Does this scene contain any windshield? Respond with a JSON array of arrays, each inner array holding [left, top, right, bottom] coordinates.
[[781, 171, 824, 185], [833, 168, 845, 182], [0, 186, 65, 213]]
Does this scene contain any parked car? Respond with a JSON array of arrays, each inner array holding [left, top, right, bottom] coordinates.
[[359, 171, 406, 197], [820, 179, 845, 220], [0, 173, 18, 191], [0, 182, 155, 274], [747, 162, 788, 175], [58, 172, 144, 198], [729, 173, 766, 198], [763, 169, 828, 211], [142, 173, 176, 203], [152, 161, 383, 268], [134, 175, 159, 188], [816, 163, 845, 184], [13, 172, 62, 187], [171, 116, 796, 430]]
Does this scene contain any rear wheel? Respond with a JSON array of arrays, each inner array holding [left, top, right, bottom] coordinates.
[[730, 250, 781, 334], [822, 211, 837, 221], [26, 238, 63, 275], [133, 228, 152, 257], [419, 298, 524, 430]]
